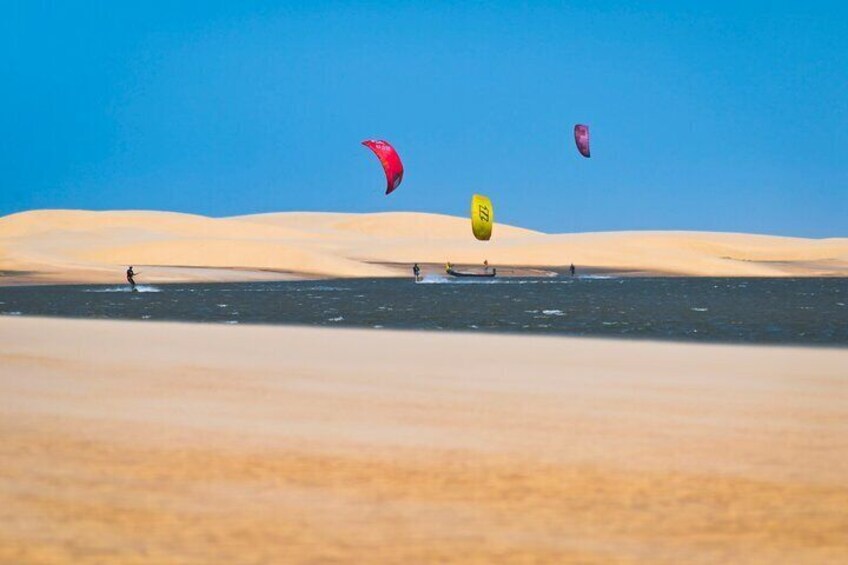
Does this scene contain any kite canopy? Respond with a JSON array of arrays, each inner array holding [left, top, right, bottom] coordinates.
[[471, 194, 493, 241], [574, 124, 590, 158], [361, 139, 404, 194]]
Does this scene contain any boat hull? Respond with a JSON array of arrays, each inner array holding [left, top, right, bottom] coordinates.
[[446, 268, 496, 278]]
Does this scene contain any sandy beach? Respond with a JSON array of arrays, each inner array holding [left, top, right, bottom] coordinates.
[[2, 210, 847, 285], [1, 316, 846, 563]]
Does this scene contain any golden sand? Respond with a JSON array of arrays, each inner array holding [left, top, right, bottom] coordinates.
[[1, 317, 846, 563], [1, 209, 846, 285]]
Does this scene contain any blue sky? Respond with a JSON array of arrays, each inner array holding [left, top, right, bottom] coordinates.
[[2, 1, 846, 236]]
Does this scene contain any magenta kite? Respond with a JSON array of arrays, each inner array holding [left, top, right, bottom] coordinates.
[[574, 124, 590, 158], [361, 140, 404, 195]]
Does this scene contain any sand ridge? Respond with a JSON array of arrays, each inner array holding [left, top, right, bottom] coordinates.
[[1, 209, 846, 285]]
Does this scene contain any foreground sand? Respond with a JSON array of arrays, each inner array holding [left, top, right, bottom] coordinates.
[[2, 210, 847, 285], [1, 317, 846, 563]]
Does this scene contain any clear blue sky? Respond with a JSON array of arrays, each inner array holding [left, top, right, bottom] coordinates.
[[3, 1, 846, 236]]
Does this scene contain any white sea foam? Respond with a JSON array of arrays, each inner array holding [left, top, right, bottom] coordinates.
[[691, 307, 709, 312], [416, 275, 452, 284], [85, 285, 161, 293], [541, 309, 565, 316], [416, 274, 500, 285]]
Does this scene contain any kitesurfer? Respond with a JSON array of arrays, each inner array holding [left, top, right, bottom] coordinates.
[[483, 260, 489, 273], [445, 261, 453, 273], [413, 263, 421, 281], [570, 263, 576, 277], [126, 266, 137, 290]]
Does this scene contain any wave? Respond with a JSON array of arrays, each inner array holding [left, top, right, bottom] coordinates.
[[84, 285, 161, 293], [416, 275, 517, 285]]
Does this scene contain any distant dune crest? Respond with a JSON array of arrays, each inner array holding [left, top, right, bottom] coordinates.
[[0, 209, 846, 285]]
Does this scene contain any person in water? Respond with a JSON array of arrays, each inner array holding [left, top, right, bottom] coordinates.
[[445, 261, 453, 273], [570, 263, 576, 277], [483, 259, 489, 273], [126, 266, 137, 290], [412, 263, 421, 281]]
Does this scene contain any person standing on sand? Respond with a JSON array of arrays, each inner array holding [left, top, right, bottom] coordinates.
[[570, 263, 576, 277], [412, 263, 421, 282], [126, 266, 137, 290]]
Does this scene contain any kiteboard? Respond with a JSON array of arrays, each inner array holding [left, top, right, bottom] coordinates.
[[446, 268, 496, 278]]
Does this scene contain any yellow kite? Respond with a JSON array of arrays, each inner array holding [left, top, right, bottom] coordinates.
[[471, 194, 493, 241]]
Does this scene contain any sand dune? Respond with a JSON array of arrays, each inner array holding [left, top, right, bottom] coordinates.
[[1, 209, 846, 284], [1, 317, 846, 563]]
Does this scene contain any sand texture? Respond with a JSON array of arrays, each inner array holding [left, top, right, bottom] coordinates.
[[1, 209, 846, 285], [1, 317, 846, 563]]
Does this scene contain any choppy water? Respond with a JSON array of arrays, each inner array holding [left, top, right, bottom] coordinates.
[[1, 276, 846, 345]]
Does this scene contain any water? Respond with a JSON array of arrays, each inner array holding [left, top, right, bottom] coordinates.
[[0, 277, 846, 345]]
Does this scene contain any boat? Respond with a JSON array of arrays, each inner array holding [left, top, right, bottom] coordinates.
[[446, 268, 496, 278]]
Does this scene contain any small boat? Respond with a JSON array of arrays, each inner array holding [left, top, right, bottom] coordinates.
[[446, 268, 496, 278]]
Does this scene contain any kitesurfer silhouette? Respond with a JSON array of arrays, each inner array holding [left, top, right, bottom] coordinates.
[[412, 263, 421, 282], [126, 266, 137, 290], [570, 263, 576, 277]]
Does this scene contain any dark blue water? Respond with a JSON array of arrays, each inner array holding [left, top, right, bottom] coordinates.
[[1, 276, 846, 345]]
